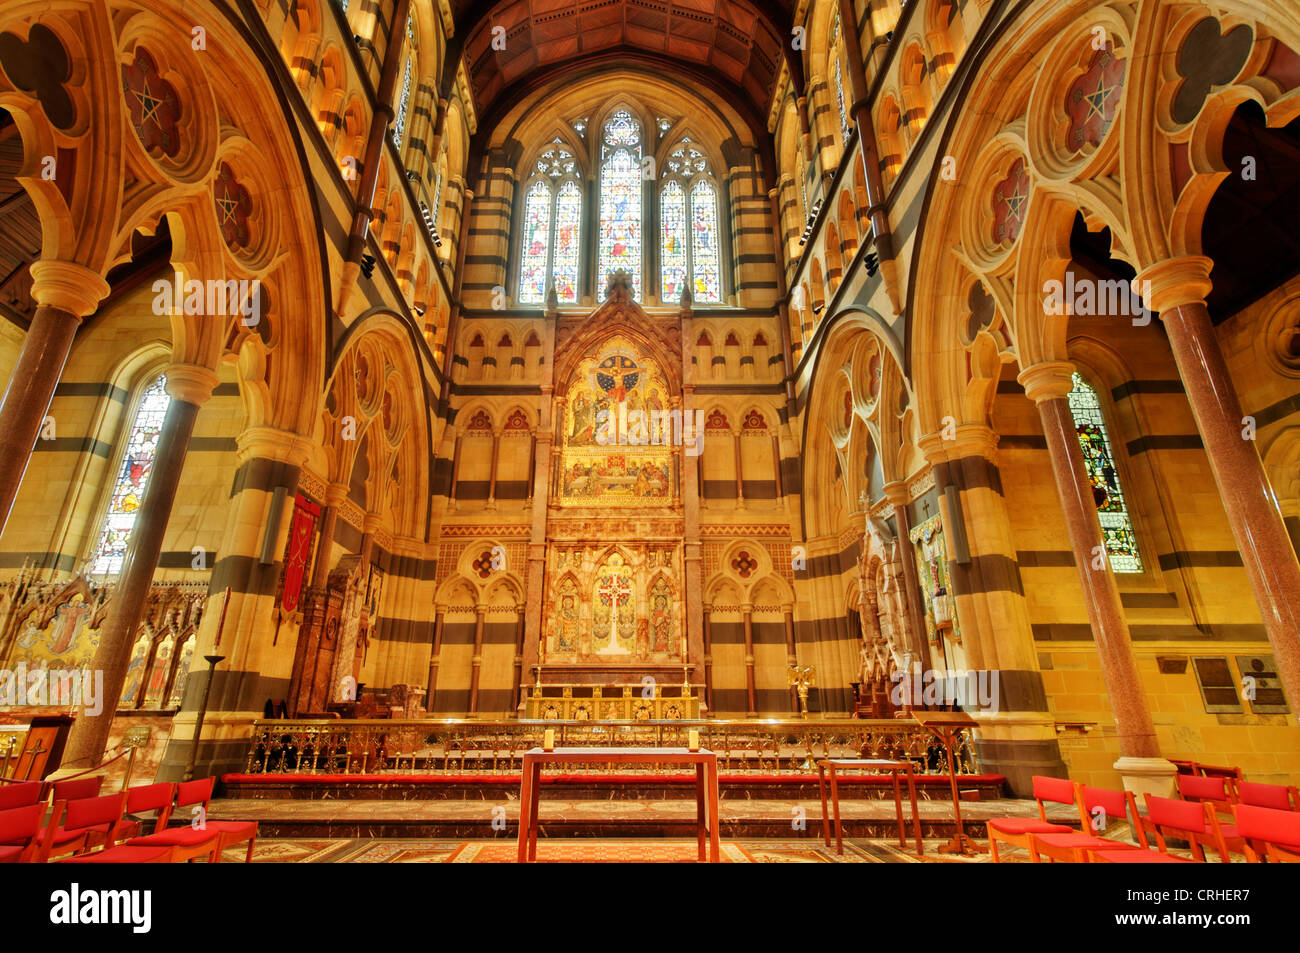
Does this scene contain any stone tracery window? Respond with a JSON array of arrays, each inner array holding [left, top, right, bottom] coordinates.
[[1068, 371, 1143, 573], [517, 141, 583, 303], [660, 140, 720, 303], [90, 374, 171, 577]]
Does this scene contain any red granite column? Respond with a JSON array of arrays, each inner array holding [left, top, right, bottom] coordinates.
[[62, 364, 218, 768], [741, 603, 758, 716], [783, 605, 799, 713], [467, 605, 486, 716], [0, 261, 109, 535], [702, 605, 714, 715], [486, 429, 501, 508], [512, 605, 526, 710], [1020, 363, 1168, 786], [427, 609, 445, 708], [1140, 257, 1300, 712]]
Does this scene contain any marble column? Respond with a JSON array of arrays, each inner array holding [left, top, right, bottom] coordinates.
[[512, 605, 526, 710], [741, 603, 758, 717], [486, 429, 501, 508], [427, 608, 445, 708], [62, 363, 218, 768], [467, 605, 486, 716], [1020, 362, 1172, 792], [702, 606, 714, 714], [1139, 257, 1300, 713], [732, 430, 745, 506], [0, 261, 109, 535], [783, 605, 799, 713]]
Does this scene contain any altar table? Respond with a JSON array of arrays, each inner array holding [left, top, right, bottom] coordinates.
[[516, 747, 720, 862], [816, 758, 923, 856]]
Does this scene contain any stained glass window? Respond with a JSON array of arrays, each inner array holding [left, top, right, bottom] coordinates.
[[517, 142, 582, 304], [517, 179, 552, 303], [393, 56, 412, 148], [660, 180, 687, 303], [599, 109, 643, 298], [552, 180, 582, 303], [1068, 371, 1143, 573], [690, 180, 721, 302], [660, 140, 720, 303], [831, 12, 851, 142], [90, 374, 170, 577]]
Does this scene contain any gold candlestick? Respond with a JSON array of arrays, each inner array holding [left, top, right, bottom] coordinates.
[[787, 664, 816, 719]]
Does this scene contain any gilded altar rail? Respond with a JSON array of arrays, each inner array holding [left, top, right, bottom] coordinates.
[[242, 719, 979, 776]]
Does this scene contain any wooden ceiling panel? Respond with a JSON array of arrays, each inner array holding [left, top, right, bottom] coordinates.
[[461, 0, 788, 121]]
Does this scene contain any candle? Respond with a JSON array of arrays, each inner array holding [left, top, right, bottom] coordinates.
[[543, 728, 555, 751], [688, 729, 699, 751]]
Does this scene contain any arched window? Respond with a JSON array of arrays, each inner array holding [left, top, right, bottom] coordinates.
[[517, 141, 582, 303], [391, 13, 415, 148], [660, 140, 721, 303], [598, 109, 643, 298], [1068, 372, 1143, 573], [89, 374, 170, 577]]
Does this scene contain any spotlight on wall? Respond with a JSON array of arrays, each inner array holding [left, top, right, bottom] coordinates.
[[863, 252, 880, 277], [414, 305, 426, 317], [813, 304, 824, 315], [360, 254, 376, 279]]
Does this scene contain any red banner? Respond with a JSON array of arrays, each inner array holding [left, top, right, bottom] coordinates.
[[280, 495, 321, 613]]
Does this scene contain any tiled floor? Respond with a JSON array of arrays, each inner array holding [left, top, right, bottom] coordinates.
[[214, 836, 1020, 863]]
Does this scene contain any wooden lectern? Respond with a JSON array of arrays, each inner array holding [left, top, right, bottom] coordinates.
[[912, 711, 985, 856]]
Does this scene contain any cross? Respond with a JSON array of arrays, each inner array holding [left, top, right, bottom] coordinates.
[[597, 571, 632, 646]]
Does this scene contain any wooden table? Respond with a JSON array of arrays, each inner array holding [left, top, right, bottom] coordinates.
[[817, 758, 923, 856], [516, 747, 720, 862], [913, 712, 985, 855]]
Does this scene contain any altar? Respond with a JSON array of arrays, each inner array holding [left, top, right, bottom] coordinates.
[[524, 663, 700, 719]]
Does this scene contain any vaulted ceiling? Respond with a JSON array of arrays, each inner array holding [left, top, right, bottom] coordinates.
[[453, 0, 793, 127]]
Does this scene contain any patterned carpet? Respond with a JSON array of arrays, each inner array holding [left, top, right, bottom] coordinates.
[[216, 836, 1019, 863]]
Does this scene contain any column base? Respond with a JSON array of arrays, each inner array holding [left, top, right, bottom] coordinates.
[[1113, 755, 1178, 799]]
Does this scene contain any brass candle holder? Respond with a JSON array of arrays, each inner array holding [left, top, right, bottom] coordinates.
[[787, 664, 816, 719]]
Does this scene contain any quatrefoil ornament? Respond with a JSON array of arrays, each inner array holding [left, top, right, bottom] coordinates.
[[731, 552, 757, 578], [0, 23, 75, 130], [471, 550, 495, 578], [1171, 18, 1253, 125], [122, 48, 181, 158]]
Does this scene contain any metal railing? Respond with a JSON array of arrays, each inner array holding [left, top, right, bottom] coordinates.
[[242, 719, 979, 776]]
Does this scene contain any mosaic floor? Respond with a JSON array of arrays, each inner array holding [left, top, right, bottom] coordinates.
[[213, 836, 1021, 863]]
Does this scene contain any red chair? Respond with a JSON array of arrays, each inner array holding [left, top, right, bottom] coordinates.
[[1092, 847, 1196, 863], [0, 804, 45, 863], [988, 775, 1075, 862], [1144, 794, 1239, 862], [126, 779, 223, 862], [1176, 773, 1236, 814], [1235, 781, 1297, 812], [1233, 804, 1300, 862], [47, 776, 104, 803], [163, 777, 258, 863], [34, 792, 128, 863], [0, 781, 41, 811], [1195, 763, 1243, 782], [1029, 784, 1147, 863], [114, 783, 177, 843], [62, 844, 178, 863]]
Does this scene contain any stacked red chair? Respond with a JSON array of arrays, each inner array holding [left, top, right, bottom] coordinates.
[[1143, 794, 1240, 862], [1029, 784, 1146, 862], [0, 803, 45, 863], [34, 792, 129, 863], [1233, 804, 1300, 862], [987, 775, 1075, 862]]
